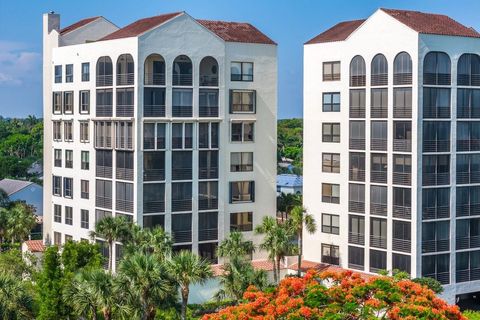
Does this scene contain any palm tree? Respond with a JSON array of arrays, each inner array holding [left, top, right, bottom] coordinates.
[[5, 202, 37, 243], [0, 272, 34, 319], [255, 216, 296, 284], [63, 271, 100, 320], [277, 192, 301, 220], [90, 216, 131, 272], [287, 206, 317, 277], [116, 253, 174, 320], [168, 251, 213, 320], [217, 231, 254, 261], [124, 225, 172, 260]]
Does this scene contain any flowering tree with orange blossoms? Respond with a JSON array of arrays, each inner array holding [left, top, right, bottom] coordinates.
[[202, 270, 465, 320]]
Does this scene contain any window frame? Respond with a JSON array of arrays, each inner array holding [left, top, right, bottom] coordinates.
[[229, 181, 255, 203], [322, 213, 340, 235], [79, 90, 90, 114], [230, 90, 256, 113], [230, 211, 253, 232], [65, 64, 73, 83], [81, 180, 89, 199], [323, 61, 341, 81], [322, 183, 340, 204], [322, 123, 341, 143], [81, 62, 90, 82], [54, 65, 62, 83], [322, 153, 340, 173], [231, 122, 255, 143], [81, 209, 89, 229], [65, 206, 73, 225], [322, 92, 340, 112], [231, 61, 254, 82], [63, 91, 74, 114]]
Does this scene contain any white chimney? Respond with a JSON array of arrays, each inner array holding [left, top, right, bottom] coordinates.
[[43, 12, 60, 34]]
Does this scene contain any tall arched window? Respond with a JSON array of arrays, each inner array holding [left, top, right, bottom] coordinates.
[[458, 53, 480, 86], [423, 52, 451, 85], [394, 52, 412, 85], [350, 55, 366, 87], [96, 56, 113, 86], [371, 54, 388, 86], [144, 54, 165, 86], [173, 55, 193, 86], [199, 56, 219, 87], [116, 54, 134, 86]]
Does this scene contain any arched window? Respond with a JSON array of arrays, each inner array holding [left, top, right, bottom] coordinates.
[[458, 53, 480, 86], [144, 54, 165, 86], [350, 55, 366, 87], [423, 52, 451, 85], [96, 56, 113, 86], [116, 54, 134, 86], [173, 55, 193, 86], [199, 56, 219, 87], [394, 52, 412, 85], [371, 54, 388, 86]]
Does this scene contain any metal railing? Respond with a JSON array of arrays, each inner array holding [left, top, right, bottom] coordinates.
[[457, 107, 480, 119], [348, 232, 365, 245], [349, 169, 365, 182], [457, 171, 480, 185], [172, 106, 193, 117], [96, 105, 113, 117], [117, 73, 134, 86], [393, 172, 411, 186], [95, 137, 113, 149], [392, 238, 411, 253], [199, 167, 218, 180], [423, 272, 449, 285], [457, 139, 480, 152], [143, 138, 155, 150], [231, 104, 254, 113], [393, 106, 412, 118], [96, 165, 112, 179], [198, 228, 218, 241], [172, 74, 193, 86], [349, 107, 365, 118], [143, 169, 165, 182], [393, 205, 411, 220], [349, 138, 365, 150], [350, 75, 366, 87], [393, 139, 412, 152], [457, 74, 480, 86], [116, 137, 133, 150], [144, 73, 165, 86], [371, 73, 388, 86], [172, 168, 192, 181], [116, 168, 133, 181], [116, 105, 134, 117], [371, 170, 387, 183], [96, 196, 112, 209], [423, 73, 451, 86], [393, 73, 412, 85], [422, 172, 450, 186], [349, 201, 365, 213], [199, 106, 219, 117], [422, 239, 449, 253], [456, 269, 480, 283], [171, 199, 192, 212], [143, 201, 165, 213], [370, 235, 387, 249], [456, 236, 480, 250], [321, 256, 340, 265], [371, 138, 387, 151], [371, 107, 388, 118], [423, 206, 449, 220], [423, 107, 450, 119], [116, 199, 134, 213], [349, 262, 364, 270], [423, 140, 450, 153], [172, 230, 192, 243], [370, 203, 387, 216], [199, 75, 218, 87], [456, 204, 480, 217], [198, 198, 218, 211], [96, 75, 113, 87], [230, 164, 253, 172]]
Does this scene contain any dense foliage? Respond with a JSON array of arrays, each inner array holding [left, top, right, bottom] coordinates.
[[203, 270, 465, 320], [0, 116, 43, 181], [277, 118, 302, 172]]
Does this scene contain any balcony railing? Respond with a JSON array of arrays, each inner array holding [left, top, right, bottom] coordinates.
[[423, 107, 450, 119], [393, 205, 411, 220], [116, 199, 134, 213], [199, 106, 219, 117], [95, 137, 113, 149], [423, 206, 449, 220], [144, 104, 165, 117], [117, 73, 134, 86], [456, 236, 480, 250], [423, 140, 450, 153], [349, 262, 364, 270], [172, 230, 192, 243], [349, 169, 365, 182], [198, 198, 218, 211], [456, 204, 480, 217], [392, 238, 411, 253], [321, 255, 340, 266], [457, 74, 480, 86], [172, 106, 193, 117], [422, 239, 449, 253], [116, 167, 134, 181], [348, 232, 365, 245], [350, 75, 366, 87], [393, 73, 412, 85], [116, 105, 134, 117], [370, 235, 387, 249], [393, 172, 411, 186], [172, 199, 192, 212], [457, 171, 480, 185], [458, 107, 480, 119], [422, 172, 450, 186], [371, 170, 387, 183], [349, 201, 365, 214], [371, 138, 387, 151], [457, 269, 480, 283], [96, 196, 112, 209], [423, 272, 449, 285], [349, 107, 365, 118], [457, 139, 480, 152], [200, 75, 218, 87], [144, 73, 165, 86], [116, 137, 133, 150], [143, 138, 155, 150], [143, 200, 165, 213], [393, 106, 412, 118], [371, 73, 388, 86], [371, 107, 388, 118], [96, 165, 112, 179], [172, 168, 192, 181], [199, 167, 218, 180], [96, 105, 113, 117], [393, 139, 412, 152], [198, 228, 218, 241], [143, 169, 165, 182], [349, 138, 365, 150], [423, 72, 451, 86], [370, 203, 387, 216], [96, 75, 113, 87], [172, 74, 193, 86]]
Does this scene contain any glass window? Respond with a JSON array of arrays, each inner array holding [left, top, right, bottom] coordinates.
[[231, 90, 255, 113], [350, 55, 366, 87], [370, 249, 387, 272], [81, 62, 90, 81], [54, 65, 62, 83], [393, 52, 412, 85], [322, 183, 340, 204], [322, 153, 340, 173], [81, 180, 89, 199], [54, 149, 62, 167], [171, 182, 192, 212], [54, 204, 62, 223], [323, 92, 340, 112], [371, 54, 388, 86], [65, 150, 73, 168], [322, 123, 340, 143], [65, 206, 73, 225], [230, 212, 253, 232], [231, 62, 253, 81], [65, 64, 73, 83], [53, 92, 62, 114], [322, 213, 339, 234], [348, 246, 364, 269], [349, 215, 365, 245], [231, 152, 253, 172], [53, 176, 62, 196], [423, 52, 451, 85], [231, 122, 254, 142], [64, 91, 74, 114], [81, 209, 89, 229], [323, 61, 340, 81], [230, 181, 255, 203], [63, 177, 73, 198], [81, 151, 89, 170]]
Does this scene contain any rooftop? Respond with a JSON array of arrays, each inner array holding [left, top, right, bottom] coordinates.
[[0, 178, 34, 196], [277, 174, 303, 188], [306, 8, 480, 44], [59, 16, 101, 35], [24, 240, 45, 253]]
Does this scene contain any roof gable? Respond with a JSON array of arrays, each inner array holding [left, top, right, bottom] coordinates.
[[60, 16, 101, 35], [0, 178, 33, 196], [305, 19, 365, 44]]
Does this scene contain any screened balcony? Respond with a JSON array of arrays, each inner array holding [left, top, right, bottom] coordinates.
[[173, 55, 193, 86], [144, 54, 165, 86], [199, 56, 219, 87], [116, 54, 134, 86]]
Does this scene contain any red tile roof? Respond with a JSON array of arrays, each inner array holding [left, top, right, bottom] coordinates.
[[288, 260, 375, 280], [98, 12, 275, 44], [381, 8, 480, 38], [211, 259, 280, 276], [24, 240, 45, 253], [305, 19, 365, 44], [60, 16, 101, 35]]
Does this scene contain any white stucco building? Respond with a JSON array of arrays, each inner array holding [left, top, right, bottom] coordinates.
[[43, 11, 277, 267], [303, 8, 480, 303]]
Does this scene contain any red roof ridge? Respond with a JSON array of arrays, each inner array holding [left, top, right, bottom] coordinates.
[[60, 16, 102, 35], [305, 19, 365, 44]]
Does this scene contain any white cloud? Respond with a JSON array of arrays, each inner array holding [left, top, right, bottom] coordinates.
[[0, 40, 41, 85]]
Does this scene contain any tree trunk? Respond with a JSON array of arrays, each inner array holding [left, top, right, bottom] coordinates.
[[181, 287, 189, 320], [297, 230, 302, 277], [276, 257, 281, 284], [108, 241, 113, 272], [272, 257, 278, 284], [91, 306, 97, 320], [103, 309, 111, 320]]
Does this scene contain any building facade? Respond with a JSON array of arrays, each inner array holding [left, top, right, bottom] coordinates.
[[303, 8, 480, 302], [43, 12, 277, 267]]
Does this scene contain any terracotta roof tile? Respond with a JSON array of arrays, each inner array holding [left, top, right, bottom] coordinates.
[[60, 16, 101, 35], [211, 259, 282, 276], [381, 8, 480, 38], [197, 20, 276, 45], [24, 240, 45, 253], [288, 260, 374, 280], [305, 19, 365, 44]]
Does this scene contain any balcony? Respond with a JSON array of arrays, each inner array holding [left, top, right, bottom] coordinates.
[[143, 200, 165, 213], [422, 239, 449, 253], [423, 72, 451, 86], [393, 73, 412, 85], [96, 165, 112, 179], [144, 72, 165, 86], [457, 204, 480, 217], [96, 75, 113, 87], [393, 139, 412, 152], [370, 235, 387, 249], [350, 75, 366, 87], [321, 255, 340, 266], [96, 196, 112, 209], [172, 199, 192, 212], [393, 106, 412, 118], [116, 167, 133, 181], [349, 169, 365, 182], [96, 105, 113, 117], [370, 107, 388, 118], [456, 269, 480, 283], [370, 203, 387, 216], [393, 172, 411, 186], [349, 138, 365, 150], [172, 74, 193, 86], [172, 168, 192, 181], [392, 238, 411, 253], [116, 199, 134, 213], [393, 205, 411, 220], [423, 140, 450, 153], [423, 206, 449, 220], [200, 75, 218, 87], [144, 104, 165, 118], [349, 107, 365, 118], [457, 139, 480, 152], [457, 171, 480, 185], [116, 105, 134, 118], [95, 137, 113, 149], [172, 230, 192, 243], [117, 73, 134, 86], [199, 167, 218, 180], [348, 232, 365, 245], [371, 73, 388, 86], [116, 137, 133, 150], [199, 228, 218, 241], [349, 201, 365, 214], [457, 74, 480, 86], [371, 138, 387, 151], [422, 172, 450, 186], [423, 107, 450, 119], [198, 198, 218, 211], [143, 169, 165, 182], [371, 170, 387, 184], [172, 105, 193, 117], [456, 236, 480, 250], [199, 106, 219, 118]]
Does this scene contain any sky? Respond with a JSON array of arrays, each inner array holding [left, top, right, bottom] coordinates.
[[1, 0, 480, 119]]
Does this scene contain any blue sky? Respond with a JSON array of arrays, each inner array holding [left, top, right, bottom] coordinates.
[[1, 0, 480, 119]]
